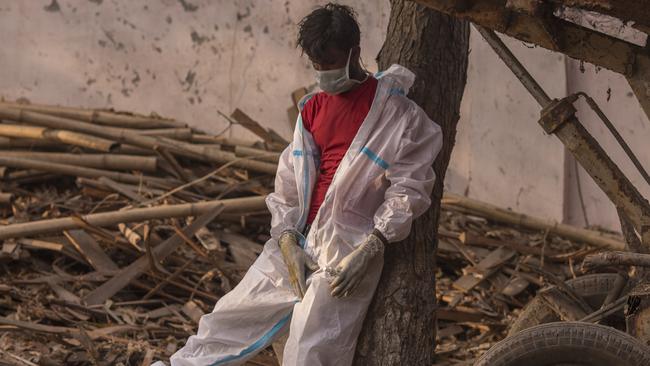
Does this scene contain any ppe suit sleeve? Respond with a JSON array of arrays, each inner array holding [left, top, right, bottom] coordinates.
[[266, 144, 301, 239], [373, 106, 443, 243]]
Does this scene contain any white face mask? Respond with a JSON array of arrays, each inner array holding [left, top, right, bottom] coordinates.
[[315, 48, 367, 95]]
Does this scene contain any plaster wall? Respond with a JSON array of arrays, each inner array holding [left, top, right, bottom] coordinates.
[[2, 0, 649, 231]]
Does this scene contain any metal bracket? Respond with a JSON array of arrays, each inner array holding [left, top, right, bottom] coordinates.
[[626, 282, 650, 344], [539, 96, 577, 134]]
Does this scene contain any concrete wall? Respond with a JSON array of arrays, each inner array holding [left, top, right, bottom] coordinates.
[[0, 0, 388, 139], [445, 29, 567, 222], [1, 0, 649, 231]]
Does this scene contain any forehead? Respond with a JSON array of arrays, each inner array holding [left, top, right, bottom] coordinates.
[[309, 45, 349, 66]]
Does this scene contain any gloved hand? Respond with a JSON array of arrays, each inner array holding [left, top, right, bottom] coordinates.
[[279, 230, 318, 299], [329, 229, 387, 298]]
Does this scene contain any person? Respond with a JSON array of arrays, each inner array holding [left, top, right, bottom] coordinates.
[[153, 3, 442, 366]]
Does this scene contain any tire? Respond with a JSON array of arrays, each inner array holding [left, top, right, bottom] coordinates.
[[508, 273, 626, 336], [475, 322, 650, 366]]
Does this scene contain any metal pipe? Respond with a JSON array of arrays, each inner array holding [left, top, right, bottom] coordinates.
[[475, 25, 650, 236], [474, 25, 552, 107]]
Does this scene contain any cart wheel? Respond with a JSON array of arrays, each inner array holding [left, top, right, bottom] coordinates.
[[509, 273, 626, 336], [476, 322, 650, 366]]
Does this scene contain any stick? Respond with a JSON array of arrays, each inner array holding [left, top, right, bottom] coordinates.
[[582, 251, 650, 270], [0, 123, 118, 152], [442, 192, 625, 250], [0, 192, 14, 205], [0, 107, 277, 174], [83, 205, 224, 305], [0, 151, 157, 172], [0, 195, 266, 240], [64, 230, 119, 273], [230, 108, 288, 146], [0, 100, 187, 129], [234, 145, 281, 163], [137, 128, 193, 140], [0, 157, 175, 186]]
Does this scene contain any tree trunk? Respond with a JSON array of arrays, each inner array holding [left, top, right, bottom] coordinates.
[[353, 2, 469, 365]]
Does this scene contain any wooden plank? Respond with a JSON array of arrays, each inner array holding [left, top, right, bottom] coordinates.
[[64, 230, 119, 273], [452, 247, 516, 292], [459, 232, 559, 257], [83, 205, 224, 305], [231, 108, 289, 146], [415, 0, 649, 76], [97, 177, 147, 202], [218, 231, 263, 269]]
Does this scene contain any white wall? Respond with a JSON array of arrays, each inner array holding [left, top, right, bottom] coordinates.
[[0, 0, 388, 139], [446, 29, 567, 221], [564, 61, 650, 230], [2, 0, 649, 231]]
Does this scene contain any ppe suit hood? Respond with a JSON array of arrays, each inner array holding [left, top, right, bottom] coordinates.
[[374, 64, 416, 95]]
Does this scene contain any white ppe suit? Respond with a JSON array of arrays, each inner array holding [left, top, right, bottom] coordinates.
[[157, 64, 443, 366]]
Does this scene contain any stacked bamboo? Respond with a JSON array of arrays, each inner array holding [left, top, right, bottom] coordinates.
[[0, 101, 284, 365]]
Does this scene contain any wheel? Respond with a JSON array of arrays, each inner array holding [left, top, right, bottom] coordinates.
[[508, 273, 626, 336], [475, 322, 650, 366]]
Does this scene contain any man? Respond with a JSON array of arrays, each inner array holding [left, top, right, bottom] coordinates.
[[155, 3, 442, 365]]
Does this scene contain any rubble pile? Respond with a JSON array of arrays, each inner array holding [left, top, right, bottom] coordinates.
[[0, 101, 625, 365]]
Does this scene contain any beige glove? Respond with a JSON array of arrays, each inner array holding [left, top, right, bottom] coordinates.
[[279, 230, 318, 299], [329, 230, 387, 298]]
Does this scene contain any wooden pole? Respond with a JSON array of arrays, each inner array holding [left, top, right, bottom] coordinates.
[[0, 136, 63, 149], [0, 195, 267, 240], [0, 157, 175, 186], [442, 192, 625, 250], [234, 145, 281, 163], [0, 107, 278, 174], [0, 100, 187, 129], [0, 192, 14, 205], [0, 152, 157, 172], [0, 124, 117, 152], [137, 128, 193, 140], [582, 251, 650, 270]]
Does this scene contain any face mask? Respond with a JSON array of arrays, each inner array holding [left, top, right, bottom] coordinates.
[[315, 48, 366, 95]]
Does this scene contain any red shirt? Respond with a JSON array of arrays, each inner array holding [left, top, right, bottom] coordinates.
[[301, 76, 378, 224]]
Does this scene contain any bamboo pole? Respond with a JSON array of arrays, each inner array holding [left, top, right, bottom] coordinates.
[[137, 128, 193, 140], [191, 134, 251, 146], [582, 251, 650, 270], [441, 192, 625, 250], [0, 101, 186, 129], [0, 152, 157, 172], [234, 145, 281, 163], [0, 137, 63, 149], [112, 144, 158, 156], [0, 108, 278, 174], [0, 157, 176, 187], [0, 124, 117, 152], [0, 195, 267, 240], [0, 192, 14, 205]]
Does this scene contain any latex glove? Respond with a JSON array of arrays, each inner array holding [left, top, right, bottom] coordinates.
[[329, 230, 386, 298], [279, 230, 318, 299]]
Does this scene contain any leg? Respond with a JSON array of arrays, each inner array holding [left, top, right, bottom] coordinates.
[[282, 255, 384, 366], [165, 240, 298, 366]]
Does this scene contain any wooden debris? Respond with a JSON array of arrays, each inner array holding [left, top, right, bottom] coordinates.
[[0, 100, 627, 365], [442, 192, 625, 250], [63, 230, 119, 273]]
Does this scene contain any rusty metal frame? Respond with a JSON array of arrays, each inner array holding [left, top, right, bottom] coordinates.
[[414, 0, 650, 122], [474, 25, 650, 249], [411, 0, 650, 341]]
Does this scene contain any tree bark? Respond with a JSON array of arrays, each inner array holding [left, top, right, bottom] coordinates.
[[353, 2, 469, 365]]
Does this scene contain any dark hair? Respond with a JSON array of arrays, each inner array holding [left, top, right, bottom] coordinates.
[[297, 3, 360, 64]]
